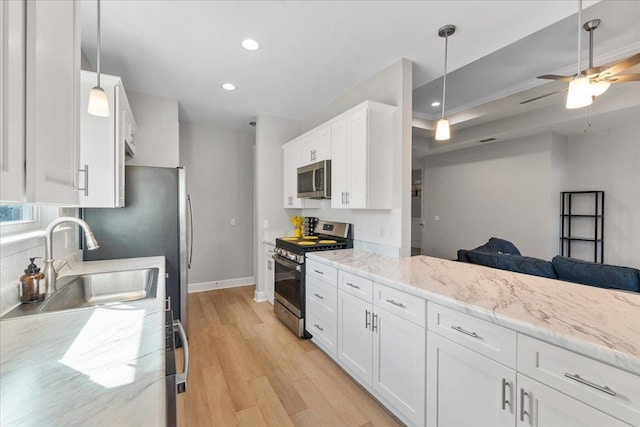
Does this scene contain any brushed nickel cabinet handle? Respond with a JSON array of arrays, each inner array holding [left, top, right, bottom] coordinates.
[[313, 293, 324, 300], [372, 313, 378, 332], [451, 325, 480, 339], [519, 388, 530, 423], [314, 269, 324, 275], [77, 164, 89, 196], [386, 299, 406, 309], [314, 323, 324, 332], [365, 310, 371, 329], [345, 282, 360, 290], [564, 373, 616, 396], [501, 378, 511, 410]]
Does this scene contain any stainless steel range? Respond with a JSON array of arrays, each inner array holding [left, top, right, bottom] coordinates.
[[273, 220, 352, 337]]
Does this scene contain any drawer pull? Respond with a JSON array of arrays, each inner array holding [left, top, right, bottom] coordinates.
[[345, 282, 360, 289], [451, 325, 480, 339], [313, 269, 324, 275], [501, 378, 511, 410], [386, 299, 406, 309], [313, 323, 324, 332], [563, 373, 616, 396], [519, 388, 530, 422], [313, 293, 324, 300]]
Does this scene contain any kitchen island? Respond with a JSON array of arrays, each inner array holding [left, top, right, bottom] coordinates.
[[0, 256, 167, 427], [307, 249, 640, 427]]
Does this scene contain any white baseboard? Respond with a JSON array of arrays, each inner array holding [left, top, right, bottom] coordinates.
[[254, 290, 268, 302], [188, 276, 255, 293]]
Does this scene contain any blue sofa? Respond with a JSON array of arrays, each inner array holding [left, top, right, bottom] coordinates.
[[457, 238, 640, 293]]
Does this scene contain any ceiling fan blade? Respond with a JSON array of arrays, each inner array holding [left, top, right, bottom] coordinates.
[[537, 74, 573, 82], [607, 74, 640, 83], [520, 88, 567, 105], [597, 52, 640, 78], [582, 66, 607, 77]]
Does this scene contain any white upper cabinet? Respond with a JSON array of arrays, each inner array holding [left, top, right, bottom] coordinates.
[[331, 100, 396, 209], [24, 0, 80, 205], [300, 125, 331, 165], [0, 0, 26, 202], [78, 71, 136, 208], [283, 138, 303, 209]]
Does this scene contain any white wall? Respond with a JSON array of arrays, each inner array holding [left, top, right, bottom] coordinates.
[[300, 58, 413, 257], [566, 123, 640, 268], [253, 115, 302, 301], [127, 91, 180, 168], [421, 132, 567, 260], [179, 122, 255, 289]]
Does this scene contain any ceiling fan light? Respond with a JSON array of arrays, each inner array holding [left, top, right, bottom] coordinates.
[[566, 76, 593, 109], [88, 86, 110, 117], [590, 81, 610, 97], [435, 118, 450, 141]]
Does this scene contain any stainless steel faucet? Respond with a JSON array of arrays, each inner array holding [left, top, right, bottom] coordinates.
[[44, 217, 100, 293]]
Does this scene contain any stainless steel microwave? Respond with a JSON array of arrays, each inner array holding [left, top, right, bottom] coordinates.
[[297, 160, 331, 199]]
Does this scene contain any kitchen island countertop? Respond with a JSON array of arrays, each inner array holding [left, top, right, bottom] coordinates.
[[0, 256, 167, 427], [307, 250, 640, 375]]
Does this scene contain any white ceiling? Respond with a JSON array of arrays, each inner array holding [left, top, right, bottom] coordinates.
[[80, 0, 607, 129]]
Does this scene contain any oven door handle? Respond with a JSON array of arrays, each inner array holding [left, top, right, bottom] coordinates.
[[173, 319, 189, 393], [272, 254, 302, 272]]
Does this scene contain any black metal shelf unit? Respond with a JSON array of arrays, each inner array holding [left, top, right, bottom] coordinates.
[[560, 191, 604, 263]]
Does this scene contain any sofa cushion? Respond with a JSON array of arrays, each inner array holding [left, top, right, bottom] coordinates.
[[552, 256, 640, 293], [457, 237, 521, 263], [466, 251, 557, 279]]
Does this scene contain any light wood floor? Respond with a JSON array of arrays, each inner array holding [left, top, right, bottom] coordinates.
[[176, 286, 402, 427]]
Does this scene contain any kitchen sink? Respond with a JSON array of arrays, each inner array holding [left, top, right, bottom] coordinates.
[[1, 268, 159, 319]]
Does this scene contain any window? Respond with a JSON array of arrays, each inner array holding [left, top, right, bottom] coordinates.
[[0, 204, 35, 224]]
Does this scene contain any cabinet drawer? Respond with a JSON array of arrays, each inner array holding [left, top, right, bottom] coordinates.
[[306, 304, 337, 356], [427, 302, 516, 368], [306, 275, 337, 314], [306, 258, 337, 286], [518, 334, 640, 425], [339, 270, 373, 303], [374, 283, 425, 327]]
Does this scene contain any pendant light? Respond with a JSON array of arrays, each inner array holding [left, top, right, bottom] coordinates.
[[566, 0, 592, 109], [435, 25, 455, 141], [88, 0, 110, 117]]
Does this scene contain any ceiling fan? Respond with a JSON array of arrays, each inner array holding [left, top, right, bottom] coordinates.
[[521, 19, 640, 105]]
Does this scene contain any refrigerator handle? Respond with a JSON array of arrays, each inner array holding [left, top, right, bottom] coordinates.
[[187, 194, 193, 269]]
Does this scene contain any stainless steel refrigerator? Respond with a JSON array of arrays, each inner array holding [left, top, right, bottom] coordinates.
[[82, 166, 191, 334]]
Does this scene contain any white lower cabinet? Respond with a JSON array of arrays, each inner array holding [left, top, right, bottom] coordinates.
[[263, 243, 274, 303], [427, 331, 516, 427], [337, 285, 425, 426], [516, 373, 631, 427]]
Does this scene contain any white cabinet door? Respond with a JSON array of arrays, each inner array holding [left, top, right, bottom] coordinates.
[[0, 0, 26, 202], [373, 306, 425, 426], [283, 139, 303, 208], [516, 374, 631, 427], [345, 106, 368, 208], [331, 117, 348, 208], [427, 331, 516, 427], [300, 125, 330, 165], [25, 0, 80, 204], [337, 290, 373, 384]]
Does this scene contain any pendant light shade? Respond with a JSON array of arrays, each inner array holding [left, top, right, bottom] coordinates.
[[435, 119, 450, 140], [566, 76, 593, 109], [88, 0, 109, 117], [435, 25, 455, 141], [88, 86, 110, 116], [590, 80, 610, 97]]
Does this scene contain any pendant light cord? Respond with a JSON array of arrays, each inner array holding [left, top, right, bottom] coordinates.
[[576, 0, 582, 77], [442, 34, 448, 120], [96, 0, 101, 88]]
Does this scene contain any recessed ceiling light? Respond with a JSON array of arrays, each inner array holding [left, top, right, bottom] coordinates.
[[431, 101, 441, 107], [222, 83, 237, 91], [242, 39, 261, 51]]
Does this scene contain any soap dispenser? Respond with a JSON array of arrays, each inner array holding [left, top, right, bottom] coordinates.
[[19, 257, 45, 303]]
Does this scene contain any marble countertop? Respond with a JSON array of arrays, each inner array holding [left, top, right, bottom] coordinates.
[[0, 256, 167, 427], [307, 250, 640, 375]]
